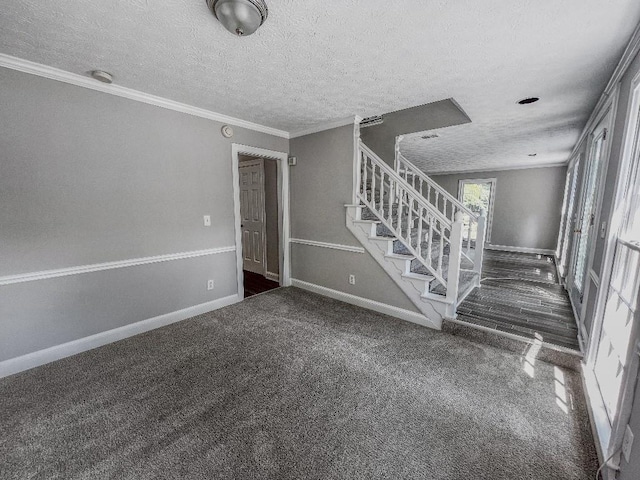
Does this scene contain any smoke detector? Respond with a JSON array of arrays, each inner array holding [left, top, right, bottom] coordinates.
[[90, 70, 113, 84]]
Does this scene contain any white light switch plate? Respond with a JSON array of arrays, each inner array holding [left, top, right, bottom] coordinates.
[[203, 215, 211, 227], [348, 274, 356, 285], [207, 280, 215, 291]]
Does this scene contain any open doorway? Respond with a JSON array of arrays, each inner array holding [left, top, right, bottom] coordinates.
[[238, 155, 280, 296], [232, 144, 290, 300]]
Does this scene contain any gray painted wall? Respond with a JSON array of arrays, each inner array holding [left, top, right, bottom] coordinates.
[[0, 67, 288, 362], [359, 99, 471, 166], [430, 167, 567, 251], [239, 155, 279, 276], [289, 124, 419, 312]]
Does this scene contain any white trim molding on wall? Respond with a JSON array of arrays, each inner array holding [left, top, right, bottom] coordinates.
[[290, 115, 363, 139], [428, 162, 568, 176], [265, 271, 280, 282], [0, 293, 240, 379], [232, 143, 291, 300], [0, 247, 236, 286], [0, 54, 289, 139], [485, 244, 555, 256], [290, 279, 438, 329], [289, 238, 365, 254]]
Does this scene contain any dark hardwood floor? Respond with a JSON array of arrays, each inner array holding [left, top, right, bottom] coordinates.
[[456, 250, 580, 351], [243, 270, 280, 297]]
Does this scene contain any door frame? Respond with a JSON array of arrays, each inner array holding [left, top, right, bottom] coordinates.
[[582, 74, 640, 475], [238, 158, 267, 276], [567, 91, 618, 345], [232, 144, 291, 300], [457, 178, 497, 243]]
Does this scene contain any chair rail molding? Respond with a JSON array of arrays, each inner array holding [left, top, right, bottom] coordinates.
[[0, 247, 236, 286]]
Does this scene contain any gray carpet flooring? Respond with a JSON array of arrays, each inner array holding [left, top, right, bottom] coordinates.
[[0, 287, 598, 479]]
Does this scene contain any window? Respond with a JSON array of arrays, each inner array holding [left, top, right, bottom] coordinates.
[[458, 178, 496, 242]]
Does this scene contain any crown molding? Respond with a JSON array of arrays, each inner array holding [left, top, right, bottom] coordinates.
[[0, 53, 290, 139], [424, 161, 568, 176], [570, 21, 640, 157], [290, 115, 362, 139]]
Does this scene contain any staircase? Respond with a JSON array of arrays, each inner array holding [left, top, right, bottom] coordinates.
[[346, 140, 487, 329]]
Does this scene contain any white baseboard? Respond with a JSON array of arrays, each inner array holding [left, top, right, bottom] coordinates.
[[290, 278, 439, 329], [486, 244, 555, 256], [265, 271, 280, 282], [0, 294, 240, 379], [581, 365, 614, 476]]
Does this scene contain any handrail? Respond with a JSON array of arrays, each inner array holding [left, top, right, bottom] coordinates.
[[397, 153, 478, 221], [359, 141, 452, 228], [357, 141, 454, 287]]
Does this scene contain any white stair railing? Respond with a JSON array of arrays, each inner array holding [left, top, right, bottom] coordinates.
[[357, 141, 464, 298], [396, 153, 487, 277]]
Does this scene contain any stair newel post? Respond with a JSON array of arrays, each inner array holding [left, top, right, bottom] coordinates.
[[474, 208, 487, 285], [465, 212, 471, 256], [446, 211, 465, 307]]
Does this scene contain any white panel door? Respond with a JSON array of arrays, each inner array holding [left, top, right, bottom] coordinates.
[[559, 159, 580, 279], [569, 111, 611, 325], [239, 161, 266, 274]]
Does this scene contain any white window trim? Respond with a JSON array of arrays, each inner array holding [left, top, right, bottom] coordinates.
[[457, 178, 497, 243]]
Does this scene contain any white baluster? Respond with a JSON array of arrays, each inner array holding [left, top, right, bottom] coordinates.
[[465, 216, 472, 255], [406, 198, 413, 244], [396, 189, 403, 232], [474, 209, 487, 286], [362, 153, 368, 202], [437, 222, 444, 275], [427, 216, 433, 267], [373, 164, 378, 212], [389, 176, 396, 221], [416, 207, 423, 258], [446, 212, 465, 305]]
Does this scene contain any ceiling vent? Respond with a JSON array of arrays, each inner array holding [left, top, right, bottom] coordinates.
[[360, 115, 384, 128]]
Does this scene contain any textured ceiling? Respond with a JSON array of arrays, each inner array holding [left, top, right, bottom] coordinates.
[[1, 1, 640, 171]]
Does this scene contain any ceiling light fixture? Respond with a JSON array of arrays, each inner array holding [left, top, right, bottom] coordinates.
[[90, 70, 113, 84], [517, 97, 540, 105], [528, 153, 537, 157], [206, 0, 268, 37]]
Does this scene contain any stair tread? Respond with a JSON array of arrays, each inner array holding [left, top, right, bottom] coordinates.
[[385, 253, 414, 260], [369, 235, 397, 242], [353, 219, 380, 224], [402, 272, 435, 282]]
